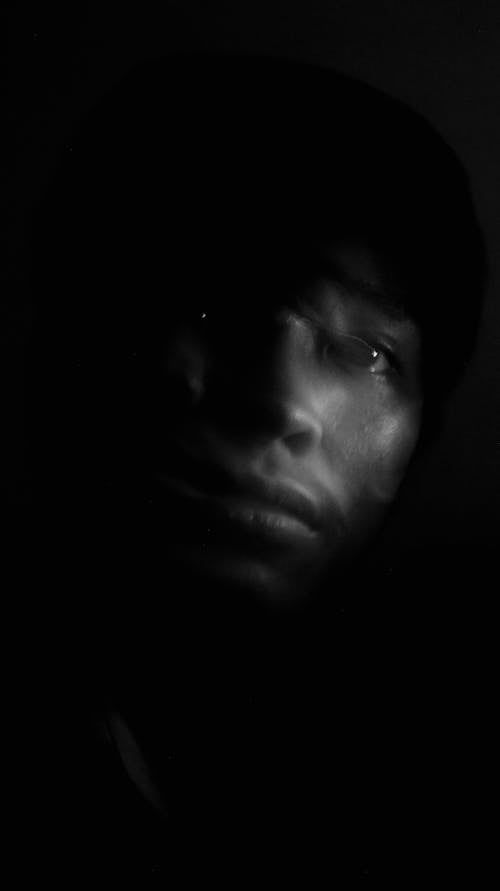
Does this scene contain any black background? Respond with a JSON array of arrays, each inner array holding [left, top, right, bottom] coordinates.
[[5, 2, 498, 878], [7, 0, 500, 555]]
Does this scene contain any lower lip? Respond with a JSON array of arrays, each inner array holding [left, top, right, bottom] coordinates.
[[218, 499, 316, 543], [152, 477, 318, 547]]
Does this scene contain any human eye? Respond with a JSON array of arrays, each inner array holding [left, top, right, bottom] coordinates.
[[321, 331, 400, 376]]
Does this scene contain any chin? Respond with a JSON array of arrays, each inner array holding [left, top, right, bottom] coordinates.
[[170, 544, 319, 610]]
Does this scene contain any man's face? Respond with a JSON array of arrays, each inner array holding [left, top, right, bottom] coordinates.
[[137, 238, 422, 604]]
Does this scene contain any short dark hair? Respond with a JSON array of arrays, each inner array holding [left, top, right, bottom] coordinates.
[[30, 53, 486, 437]]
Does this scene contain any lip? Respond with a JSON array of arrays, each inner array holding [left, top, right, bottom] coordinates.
[[153, 451, 322, 540], [211, 494, 318, 543], [225, 477, 320, 533]]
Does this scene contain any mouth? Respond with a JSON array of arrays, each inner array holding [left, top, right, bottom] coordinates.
[[201, 492, 318, 548], [151, 451, 321, 549], [218, 496, 315, 537]]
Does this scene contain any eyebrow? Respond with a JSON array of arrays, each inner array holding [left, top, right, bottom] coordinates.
[[317, 260, 411, 324]]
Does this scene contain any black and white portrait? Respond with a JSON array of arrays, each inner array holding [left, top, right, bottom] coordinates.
[[6, 2, 498, 881]]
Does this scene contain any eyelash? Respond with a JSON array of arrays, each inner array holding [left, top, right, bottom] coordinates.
[[320, 331, 401, 376], [293, 303, 402, 378]]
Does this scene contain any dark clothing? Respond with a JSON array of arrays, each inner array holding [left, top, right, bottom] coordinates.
[[7, 539, 493, 882]]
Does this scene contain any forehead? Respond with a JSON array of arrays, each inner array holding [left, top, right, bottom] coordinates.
[[167, 231, 417, 321], [313, 240, 412, 318], [304, 237, 419, 329]]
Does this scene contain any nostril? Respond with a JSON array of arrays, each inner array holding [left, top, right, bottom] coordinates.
[[285, 429, 315, 453], [282, 407, 323, 454]]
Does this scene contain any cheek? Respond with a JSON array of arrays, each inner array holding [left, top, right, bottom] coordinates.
[[366, 411, 421, 501], [161, 329, 209, 405], [321, 384, 421, 507]]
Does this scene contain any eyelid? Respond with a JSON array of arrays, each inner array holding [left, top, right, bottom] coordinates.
[[293, 304, 403, 373], [323, 329, 401, 374], [345, 332, 400, 366], [336, 331, 378, 356]]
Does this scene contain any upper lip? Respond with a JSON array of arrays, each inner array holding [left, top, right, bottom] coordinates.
[[155, 448, 321, 532], [227, 474, 320, 532]]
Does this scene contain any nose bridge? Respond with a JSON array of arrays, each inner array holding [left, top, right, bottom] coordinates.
[[266, 308, 314, 390], [257, 309, 323, 453], [273, 308, 311, 369]]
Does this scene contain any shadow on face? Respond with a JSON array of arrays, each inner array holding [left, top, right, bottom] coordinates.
[[94, 236, 422, 607], [27, 54, 484, 615]]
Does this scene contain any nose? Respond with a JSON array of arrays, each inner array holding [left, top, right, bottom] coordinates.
[[273, 402, 324, 456], [207, 308, 324, 456]]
